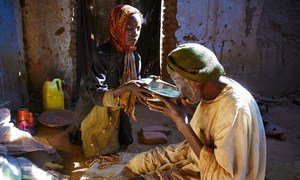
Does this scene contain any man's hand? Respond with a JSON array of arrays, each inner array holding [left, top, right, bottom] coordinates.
[[146, 93, 188, 129], [146, 93, 204, 157], [178, 97, 197, 116]]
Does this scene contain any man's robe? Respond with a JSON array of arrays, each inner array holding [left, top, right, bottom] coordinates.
[[127, 77, 266, 180]]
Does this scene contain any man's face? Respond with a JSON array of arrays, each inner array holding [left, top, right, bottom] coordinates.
[[170, 73, 203, 104], [124, 14, 142, 46]]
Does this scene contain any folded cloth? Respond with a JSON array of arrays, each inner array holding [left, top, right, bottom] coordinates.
[[0, 123, 13, 141], [0, 155, 56, 179], [0, 155, 21, 179], [0, 108, 56, 155], [1, 127, 56, 155], [0, 108, 10, 125], [16, 157, 55, 179]]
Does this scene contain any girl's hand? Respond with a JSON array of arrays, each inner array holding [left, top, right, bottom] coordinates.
[[149, 75, 161, 81], [125, 82, 152, 105]]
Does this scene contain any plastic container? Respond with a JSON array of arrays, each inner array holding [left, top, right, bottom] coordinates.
[[17, 108, 30, 122], [43, 78, 65, 110]]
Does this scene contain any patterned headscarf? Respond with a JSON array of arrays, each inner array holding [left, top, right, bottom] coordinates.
[[109, 4, 142, 52], [109, 5, 142, 121]]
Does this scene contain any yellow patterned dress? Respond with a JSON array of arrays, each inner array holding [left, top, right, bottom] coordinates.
[[69, 42, 141, 158], [70, 5, 142, 158]]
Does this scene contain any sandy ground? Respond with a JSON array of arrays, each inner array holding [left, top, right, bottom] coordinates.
[[263, 97, 300, 179], [18, 96, 300, 179]]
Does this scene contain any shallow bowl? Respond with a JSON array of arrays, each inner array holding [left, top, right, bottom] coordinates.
[[147, 79, 180, 98]]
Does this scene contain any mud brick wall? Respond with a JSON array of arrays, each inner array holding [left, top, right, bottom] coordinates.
[[22, 0, 75, 100], [161, 0, 178, 82], [175, 0, 300, 96]]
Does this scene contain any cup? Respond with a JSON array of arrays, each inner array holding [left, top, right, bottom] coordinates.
[[17, 108, 29, 122], [17, 108, 34, 127]]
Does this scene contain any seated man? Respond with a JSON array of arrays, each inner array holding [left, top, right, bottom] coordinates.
[[127, 43, 266, 179]]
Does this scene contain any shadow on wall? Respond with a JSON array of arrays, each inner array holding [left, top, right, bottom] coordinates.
[[0, 0, 28, 110]]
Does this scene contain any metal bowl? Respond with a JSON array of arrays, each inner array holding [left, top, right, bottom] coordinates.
[[147, 79, 180, 98], [147, 98, 165, 105], [38, 109, 74, 128]]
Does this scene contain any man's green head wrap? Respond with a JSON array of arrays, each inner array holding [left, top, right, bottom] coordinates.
[[167, 43, 225, 83]]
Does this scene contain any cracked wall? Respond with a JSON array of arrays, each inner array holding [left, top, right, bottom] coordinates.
[[175, 0, 300, 96], [22, 0, 74, 100]]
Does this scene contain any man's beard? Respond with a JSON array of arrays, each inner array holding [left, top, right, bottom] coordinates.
[[181, 84, 203, 105]]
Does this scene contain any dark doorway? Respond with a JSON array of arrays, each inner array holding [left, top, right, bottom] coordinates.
[[75, 1, 162, 99], [134, 1, 162, 77]]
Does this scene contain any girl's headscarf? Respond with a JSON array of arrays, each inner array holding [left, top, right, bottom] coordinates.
[[109, 4, 142, 52], [109, 5, 142, 121]]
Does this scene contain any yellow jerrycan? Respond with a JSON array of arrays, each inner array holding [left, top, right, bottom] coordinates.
[[43, 78, 65, 110]]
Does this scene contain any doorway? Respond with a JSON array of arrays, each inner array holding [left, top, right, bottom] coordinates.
[[74, 0, 162, 100]]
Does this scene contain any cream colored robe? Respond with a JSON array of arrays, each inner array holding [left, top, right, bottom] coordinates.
[[127, 77, 266, 180]]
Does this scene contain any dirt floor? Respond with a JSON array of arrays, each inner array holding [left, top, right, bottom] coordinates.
[[18, 95, 300, 179]]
